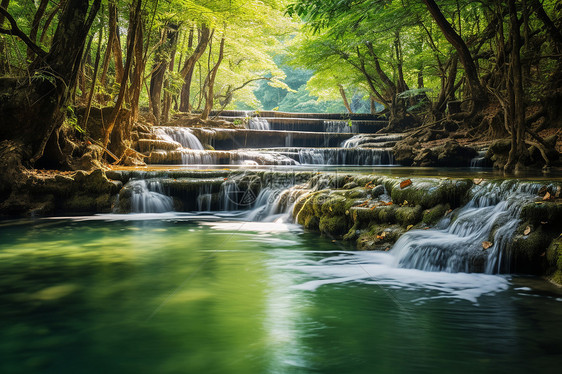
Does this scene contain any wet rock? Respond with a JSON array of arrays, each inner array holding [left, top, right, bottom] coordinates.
[[413, 148, 437, 167], [393, 143, 415, 166], [435, 140, 478, 167], [546, 236, 562, 285], [422, 204, 450, 225]]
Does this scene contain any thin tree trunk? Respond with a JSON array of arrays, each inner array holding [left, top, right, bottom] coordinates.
[[201, 36, 225, 120], [83, 25, 103, 130], [179, 25, 212, 112], [505, 0, 527, 171], [38, 0, 65, 44], [150, 23, 178, 124], [103, 0, 140, 150], [338, 84, 353, 113], [129, 16, 144, 122], [27, 0, 48, 61], [0, 0, 9, 74], [422, 0, 485, 102]]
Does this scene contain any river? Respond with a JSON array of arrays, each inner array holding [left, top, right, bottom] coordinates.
[[1, 215, 560, 373]]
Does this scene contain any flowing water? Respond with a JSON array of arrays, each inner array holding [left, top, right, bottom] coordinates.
[[0, 216, 561, 374]]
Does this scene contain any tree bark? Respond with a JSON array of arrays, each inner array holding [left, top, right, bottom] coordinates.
[[0, 0, 101, 166], [103, 0, 140, 151], [179, 25, 211, 112], [0, 0, 9, 74], [150, 23, 179, 124], [201, 36, 225, 120], [27, 0, 48, 61], [505, 0, 527, 171]]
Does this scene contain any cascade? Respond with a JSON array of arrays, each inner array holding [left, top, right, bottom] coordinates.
[[127, 179, 174, 213], [324, 120, 357, 133], [247, 116, 271, 130], [155, 127, 204, 150], [390, 181, 542, 273]]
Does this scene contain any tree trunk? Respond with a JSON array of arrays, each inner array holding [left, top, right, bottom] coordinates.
[[150, 23, 178, 124], [0, 0, 101, 166], [0, 0, 9, 74], [422, 0, 486, 103], [27, 0, 48, 61], [338, 84, 353, 113], [179, 25, 211, 112], [505, 0, 527, 171], [201, 36, 225, 120], [103, 0, 140, 153], [162, 26, 179, 123], [129, 16, 144, 122]]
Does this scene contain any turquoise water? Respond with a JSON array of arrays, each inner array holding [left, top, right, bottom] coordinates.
[[1, 216, 561, 373]]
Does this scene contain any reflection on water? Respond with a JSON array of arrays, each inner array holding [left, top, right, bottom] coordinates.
[[0, 218, 561, 374]]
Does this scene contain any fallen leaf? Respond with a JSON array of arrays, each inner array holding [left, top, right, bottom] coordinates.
[[376, 235, 384, 240], [423, 227, 430, 230], [541, 221, 548, 225], [543, 192, 551, 201], [524, 226, 531, 235], [556, 186, 561, 198], [406, 224, 414, 230], [385, 247, 390, 251], [540, 252, 546, 257], [400, 179, 412, 189], [482, 241, 493, 250], [223, 178, 228, 181], [384, 201, 393, 206], [402, 200, 409, 206], [445, 209, 453, 216], [473, 178, 483, 185]]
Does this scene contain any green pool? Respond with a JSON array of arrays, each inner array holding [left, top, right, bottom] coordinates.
[[1, 215, 561, 373]]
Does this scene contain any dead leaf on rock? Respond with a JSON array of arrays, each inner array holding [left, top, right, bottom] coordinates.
[[473, 178, 483, 185], [384, 201, 393, 206], [385, 247, 390, 251], [402, 200, 409, 206], [406, 225, 414, 230], [400, 179, 412, 189], [524, 226, 531, 235], [445, 209, 453, 216], [540, 252, 546, 257], [543, 192, 552, 201], [482, 241, 493, 250]]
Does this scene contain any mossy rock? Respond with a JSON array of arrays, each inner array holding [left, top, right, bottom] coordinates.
[[351, 205, 397, 226], [510, 225, 553, 274], [422, 204, 450, 225], [546, 236, 562, 285], [357, 224, 405, 250], [520, 201, 562, 224], [319, 215, 349, 237], [321, 194, 348, 216], [390, 178, 472, 209], [395, 205, 423, 227]]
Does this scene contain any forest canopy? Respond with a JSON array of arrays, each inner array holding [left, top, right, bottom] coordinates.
[[0, 0, 561, 171]]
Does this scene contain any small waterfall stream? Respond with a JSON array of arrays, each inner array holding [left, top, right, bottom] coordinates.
[[116, 171, 553, 275]]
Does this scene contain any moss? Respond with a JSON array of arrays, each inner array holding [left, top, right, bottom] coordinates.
[[319, 215, 349, 237], [390, 178, 472, 209], [357, 224, 405, 250], [422, 204, 450, 225], [510, 225, 553, 274], [395, 205, 423, 227], [546, 236, 562, 285], [321, 194, 348, 216], [351, 205, 397, 227], [521, 201, 562, 224]]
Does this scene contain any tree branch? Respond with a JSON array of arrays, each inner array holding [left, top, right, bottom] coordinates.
[[0, 7, 47, 58]]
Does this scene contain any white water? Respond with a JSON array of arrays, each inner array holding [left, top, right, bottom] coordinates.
[[391, 181, 541, 273], [247, 116, 271, 130], [324, 120, 356, 133], [128, 180, 174, 213], [297, 148, 394, 165], [155, 127, 204, 150]]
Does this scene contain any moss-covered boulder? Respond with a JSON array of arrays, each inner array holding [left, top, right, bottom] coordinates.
[[546, 235, 562, 285], [390, 178, 472, 209]]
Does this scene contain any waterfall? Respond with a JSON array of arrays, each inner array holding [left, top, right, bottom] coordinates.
[[155, 127, 204, 150], [128, 180, 174, 213], [296, 148, 394, 165], [470, 150, 488, 168], [248, 117, 271, 130], [324, 120, 357, 133], [391, 181, 542, 273]]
